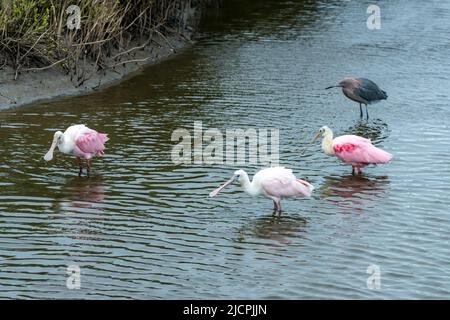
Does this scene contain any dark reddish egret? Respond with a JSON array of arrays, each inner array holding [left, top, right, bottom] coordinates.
[[326, 77, 387, 119]]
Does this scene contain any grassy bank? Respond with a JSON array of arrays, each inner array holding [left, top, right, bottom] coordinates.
[[0, 0, 205, 86]]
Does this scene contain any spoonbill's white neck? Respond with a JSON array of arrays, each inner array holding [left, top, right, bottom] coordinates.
[[57, 133, 72, 154], [44, 131, 64, 161], [321, 128, 335, 155], [238, 171, 260, 197]]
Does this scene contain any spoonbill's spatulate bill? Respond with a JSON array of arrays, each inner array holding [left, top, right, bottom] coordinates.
[[326, 77, 387, 119], [44, 124, 109, 177], [314, 126, 392, 175], [209, 167, 314, 215]]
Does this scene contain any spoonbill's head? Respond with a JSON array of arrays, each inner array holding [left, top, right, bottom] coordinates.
[[233, 169, 247, 183], [209, 170, 247, 198], [44, 131, 63, 161], [313, 126, 332, 142]]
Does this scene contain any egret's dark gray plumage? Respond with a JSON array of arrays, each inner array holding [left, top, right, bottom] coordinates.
[[326, 77, 387, 119]]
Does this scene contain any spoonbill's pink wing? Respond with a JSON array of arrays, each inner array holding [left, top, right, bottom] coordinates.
[[333, 135, 392, 165], [252, 167, 295, 183], [76, 130, 109, 156], [261, 178, 313, 198], [258, 168, 314, 199]]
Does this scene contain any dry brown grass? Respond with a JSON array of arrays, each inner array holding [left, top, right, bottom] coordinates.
[[0, 0, 203, 85]]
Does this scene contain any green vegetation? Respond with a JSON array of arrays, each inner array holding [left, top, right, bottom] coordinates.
[[0, 0, 203, 84]]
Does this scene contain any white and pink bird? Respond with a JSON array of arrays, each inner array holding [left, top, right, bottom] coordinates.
[[314, 126, 392, 174], [44, 124, 109, 177], [209, 167, 314, 215]]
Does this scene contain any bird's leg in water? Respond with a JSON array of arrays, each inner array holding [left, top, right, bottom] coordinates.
[[359, 103, 363, 118], [272, 201, 278, 215], [365, 104, 369, 120], [276, 200, 282, 216], [86, 159, 91, 177], [272, 199, 282, 215], [77, 157, 83, 177], [352, 166, 356, 175]]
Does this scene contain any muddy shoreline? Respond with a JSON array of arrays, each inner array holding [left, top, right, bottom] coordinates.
[[0, 31, 195, 111]]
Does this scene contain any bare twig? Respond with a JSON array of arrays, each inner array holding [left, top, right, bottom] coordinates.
[[108, 56, 154, 68], [22, 57, 67, 72]]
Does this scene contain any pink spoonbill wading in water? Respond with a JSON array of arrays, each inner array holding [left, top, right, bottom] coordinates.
[[44, 124, 109, 177], [313, 126, 392, 175], [209, 167, 314, 215]]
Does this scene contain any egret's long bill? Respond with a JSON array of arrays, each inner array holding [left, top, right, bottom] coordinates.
[[209, 176, 235, 198], [44, 136, 58, 161]]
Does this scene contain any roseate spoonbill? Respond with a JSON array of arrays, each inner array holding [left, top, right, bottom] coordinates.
[[209, 167, 314, 215], [44, 124, 109, 177], [326, 77, 387, 119], [313, 126, 392, 175]]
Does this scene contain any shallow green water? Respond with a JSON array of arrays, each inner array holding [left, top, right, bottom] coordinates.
[[1, 0, 450, 299]]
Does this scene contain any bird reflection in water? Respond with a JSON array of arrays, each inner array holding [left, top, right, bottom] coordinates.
[[55, 177, 107, 241], [319, 174, 390, 214], [343, 119, 390, 144], [235, 215, 308, 245], [62, 177, 106, 211]]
